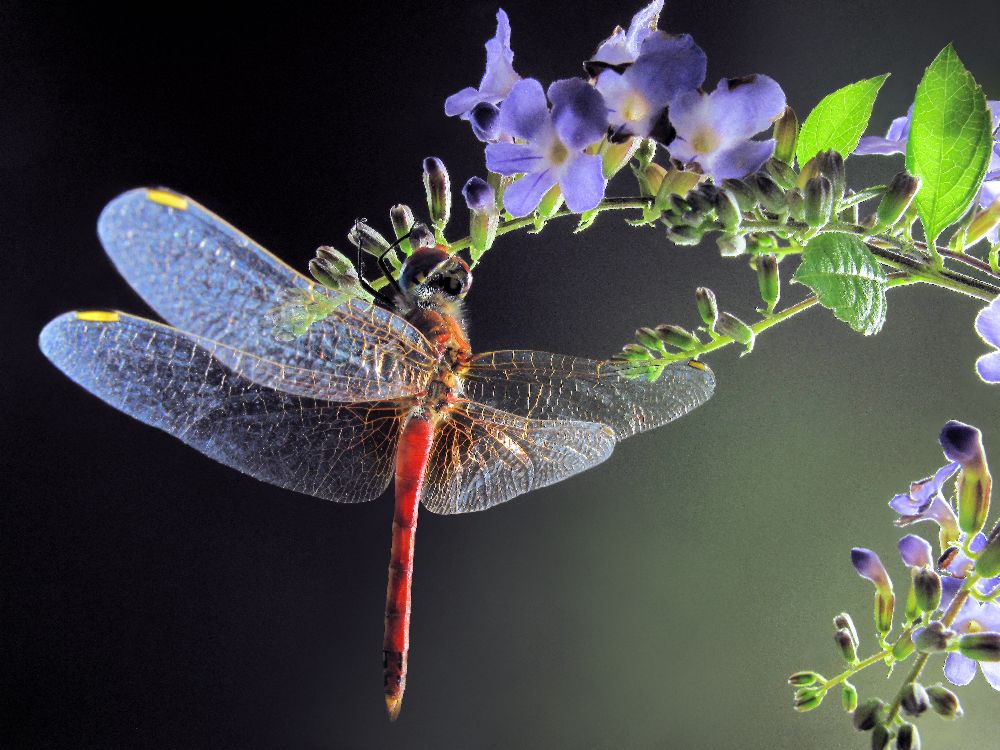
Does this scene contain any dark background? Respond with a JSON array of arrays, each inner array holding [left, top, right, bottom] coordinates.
[[4, 1, 1000, 748]]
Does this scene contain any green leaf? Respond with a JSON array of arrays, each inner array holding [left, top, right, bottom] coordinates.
[[906, 44, 993, 246], [796, 74, 889, 166], [793, 233, 888, 335]]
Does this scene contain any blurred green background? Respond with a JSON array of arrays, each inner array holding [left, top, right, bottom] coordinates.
[[4, 0, 1000, 747]]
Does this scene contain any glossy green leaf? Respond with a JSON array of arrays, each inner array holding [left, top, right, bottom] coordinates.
[[906, 44, 993, 246], [793, 233, 888, 335], [796, 75, 889, 166]]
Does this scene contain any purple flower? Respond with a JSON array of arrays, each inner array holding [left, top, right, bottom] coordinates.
[[852, 548, 891, 590], [462, 176, 496, 213], [940, 420, 985, 465], [445, 9, 520, 140], [898, 534, 933, 568], [485, 78, 609, 216], [854, 106, 913, 156], [590, 0, 664, 67], [889, 461, 961, 540], [940, 589, 1000, 690], [975, 296, 1000, 383], [595, 32, 706, 140], [668, 75, 787, 180]]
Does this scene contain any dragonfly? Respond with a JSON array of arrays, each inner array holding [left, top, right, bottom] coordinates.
[[39, 187, 716, 720]]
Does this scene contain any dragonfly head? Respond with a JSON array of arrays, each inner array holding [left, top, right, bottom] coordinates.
[[399, 245, 472, 307]]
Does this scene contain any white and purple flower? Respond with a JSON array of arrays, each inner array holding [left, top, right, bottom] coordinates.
[[445, 9, 520, 141], [485, 78, 609, 216], [589, 0, 665, 68], [667, 75, 787, 180], [595, 32, 706, 140]]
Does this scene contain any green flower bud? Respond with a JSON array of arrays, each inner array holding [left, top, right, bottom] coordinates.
[[764, 157, 797, 190], [721, 178, 757, 213], [308, 246, 366, 295], [620, 343, 650, 361], [755, 254, 780, 312], [875, 172, 921, 232], [925, 684, 963, 719], [796, 155, 821, 189], [913, 621, 955, 652], [634, 137, 657, 169], [786, 187, 805, 222], [975, 533, 1000, 578], [814, 149, 846, 209], [895, 722, 920, 750], [713, 188, 742, 231], [842, 681, 858, 713], [389, 204, 415, 255], [904, 577, 921, 623], [717, 234, 746, 257], [853, 698, 886, 731], [666, 225, 702, 246], [772, 105, 798, 164], [900, 682, 929, 717], [422, 156, 451, 228], [347, 221, 391, 257], [716, 312, 755, 353], [687, 184, 718, 214], [601, 136, 638, 178], [793, 687, 824, 712], [654, 324, 700, 351], [537, 183, 564, 219], [834, 613, 860, 647], [913, 567, 942, 613], [835, 628, 858, 663], [940, 421, 992, 536], [871, 724, 891, 750], [695, 287, 719, 330], [635, 327, 666, 354], [654, 167, 701, 210], [787, 670, 823, 687], [804, 175, 833, 227], [643, 162, 668, 197], [892, 634, 915, 661], [958, 632, 1000, 662], [965, 196, 1000, 247], [874, 590, 894, 637], [748, 172, 786, 214]]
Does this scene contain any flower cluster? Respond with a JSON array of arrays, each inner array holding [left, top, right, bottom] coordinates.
[[445, 2, 786, 216], [789, 421, 1000, 748]]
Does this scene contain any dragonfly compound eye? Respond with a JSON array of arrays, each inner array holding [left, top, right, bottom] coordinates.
[[400, 246, 472, 300]]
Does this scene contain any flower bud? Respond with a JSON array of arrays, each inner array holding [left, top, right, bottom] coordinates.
[[643, 163, 668, 196], [748, 172, 786, 214], [347, 221, 391, 257], [716, 312, 754, 353], [409, 222, 436, 250], [537, 183, 564, 219], [620, 343, 650, 361], [814, 149, 846, 209], [871, 724, 891, 750], [787, 670, 823, 687], [389, 204, 415, 255], [957, 632, 1000, 661], [721, 178, 757, 213], [654, 324, 700, 351], [309, 245, 363, 292], [793, 687, 824, 712], [470, 102, 501, 142], [764, 157, 797, 190], [654, 167, 701, 210], [913, 567, 942, 613], [462, 177, 499, 259], [965, 197, 1000, 247], [422, 157, 451, 228], [875, 172, 921, 232], [895, 722, 919, 750], [892, 634, 915, 661], [853, 698, 886, 731], [635, 327, 666, 354], [834, 613, 860, 647], [835, 628, 858, 663], [773, 105, 798, 164], [804, 175, 833, 227], [717, 234, 746, 257], [925, 684, 963, 719], [939, 420, 991, 535], [713, 188, 742, 231], [695, 287, 719, 330], [666, 225, 701, 246], [601, 137, 638, 178], [755, 254, 780, 312], [913, 621, 955, 652], [786, 188, 805, 222], [686, 184, 718, 214], [842, 681, 858, 713], [975, 534, 1000, 578], [900, 682, 929, 717], [796, 156, 821, 188]]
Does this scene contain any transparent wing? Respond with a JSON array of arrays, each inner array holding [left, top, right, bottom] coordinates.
[[39, 311, 408, 503], [97, 188, 435, 402], [462, 351, 715, 440], [420, 401, 616, 515]]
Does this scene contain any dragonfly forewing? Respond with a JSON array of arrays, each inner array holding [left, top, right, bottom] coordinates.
[[39, 311, 408, 503]]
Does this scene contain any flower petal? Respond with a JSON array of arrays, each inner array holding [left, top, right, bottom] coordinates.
[[591, 0, 663, 65], [558, 153, 606, 212], [470, 102, 502, 142], [499, 78, 552, 142], [980, 661, 1000, 691], [889, 492, 920, 515], [485, 142, 543, 176], [705, 139, 776, 181], [851, 547, 890, 589], [854, 135, 906, 156], [910, 462, 961, 506], [629, 33, 707, 108], [502, 169, 558, 217], [549, 78, 608, 151], [976, 351, 1000, 383], [898, 534, 933, 567], [445, 87, 486, 118], [944, 651, 977, 686], [978, 601, 1000, 631], [976, 295, 1000, 349], [479, 9, 520, 99], [707, 75, 787, 143]]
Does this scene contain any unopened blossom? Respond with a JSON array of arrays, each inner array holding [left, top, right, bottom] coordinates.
[[445, 9, 520, 140], [485, 78, 608, 216], [590, 0, 664, 67], [595, 32, 706, 139], [668, 75, 787, 180], [898, 534, 933, 568], [852, 547, 891, 589]]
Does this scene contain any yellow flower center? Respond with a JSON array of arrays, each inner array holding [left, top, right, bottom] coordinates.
[[966, 619, 984, 634], [621, 92, 650, 123], [548, 140, 569, 166], [690, 126, 721, 154]]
